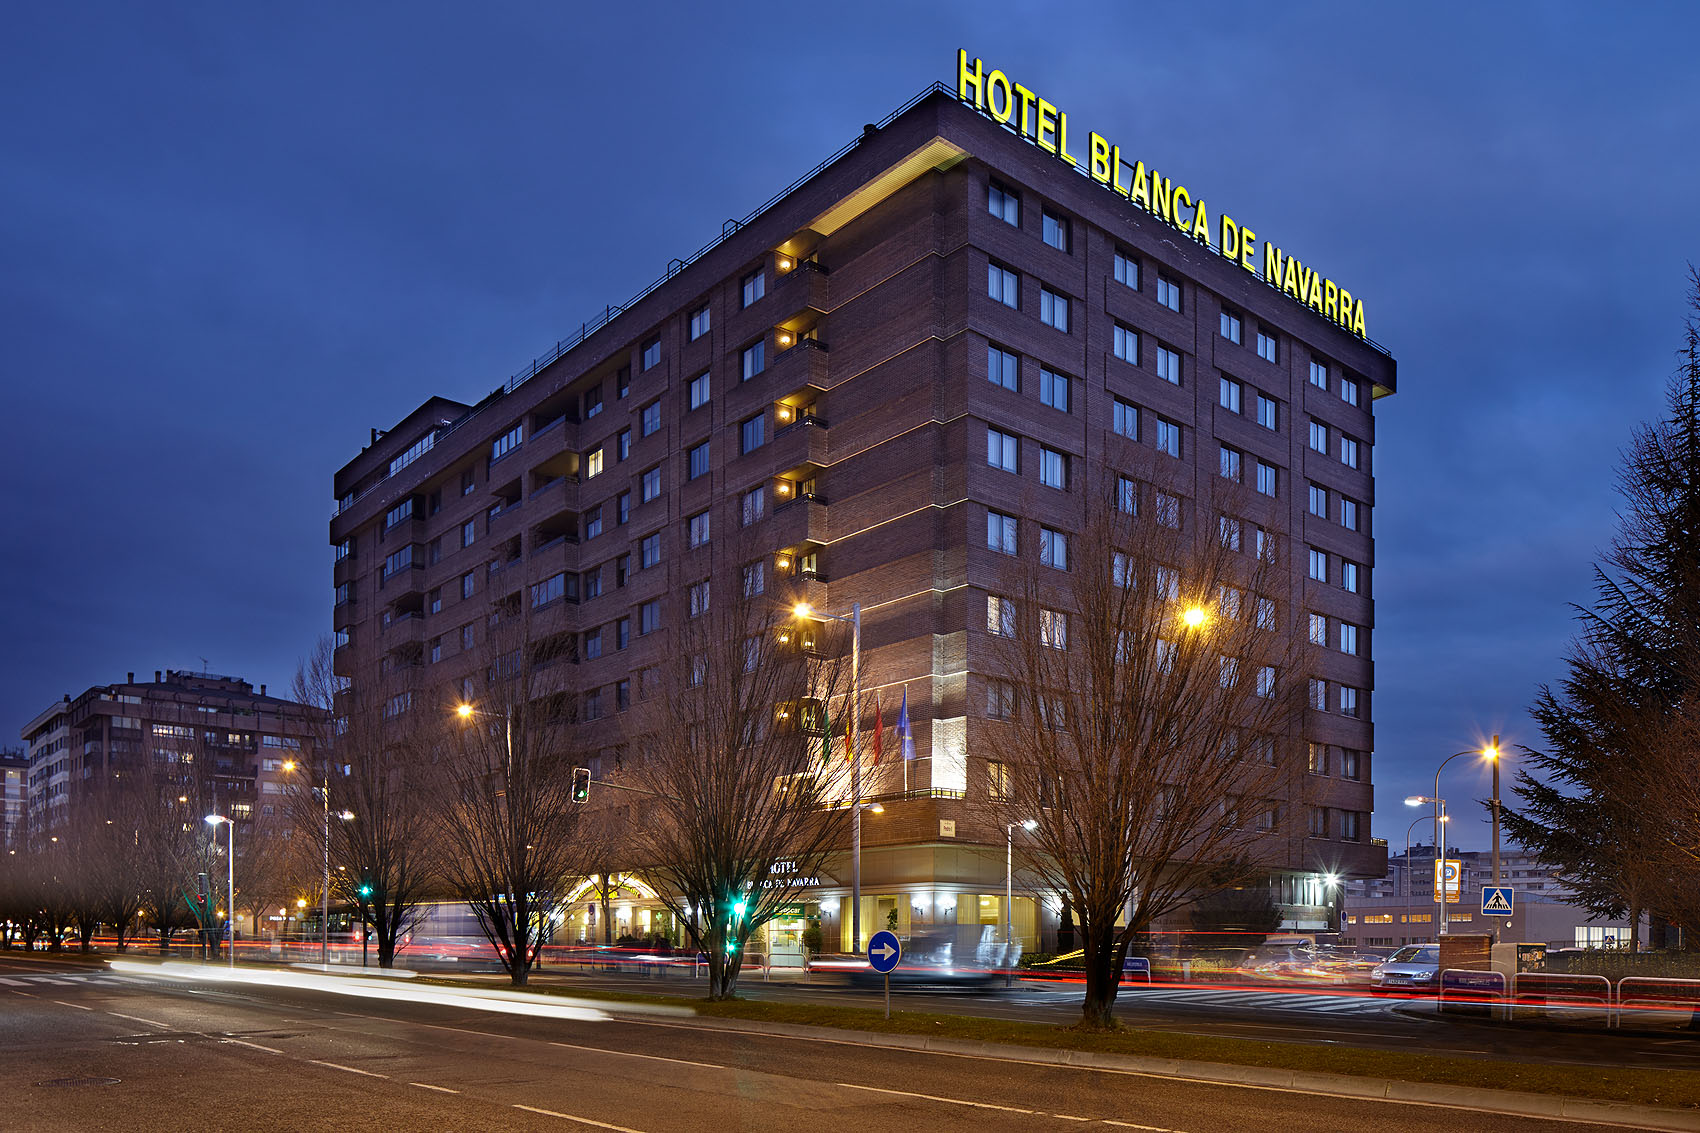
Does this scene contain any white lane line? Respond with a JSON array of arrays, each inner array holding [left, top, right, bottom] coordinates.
[[107, 1011, 168, 1029], [29, 976, 74, 985], [310, 1059, 389, 1079], [411, 1082, 461, 1094], [548, 1040, 722, 1070], [513, 1103, 647, 1131], [1103, 1122, 1175, 1131], [835, 1081, 1035, 1114], [0, 977, 25, 986], [52, 1000, 92, 1010], [225, 1038, 284, 1054], [1053, 1116, 1090, 1122]]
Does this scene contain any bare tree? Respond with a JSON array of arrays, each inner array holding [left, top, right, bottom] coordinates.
[[624, 563, 852, 1000], [983, 475, 1304, 1029], [291, 636, 436, 967], [430, 595, 587, 986]]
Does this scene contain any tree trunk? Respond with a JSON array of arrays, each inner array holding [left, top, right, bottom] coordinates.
[[600, 877, 613, 946], [1059, 898, 1077, 954], [1077, 921, 1123, 1030], [1629, 901, 1643, 955]]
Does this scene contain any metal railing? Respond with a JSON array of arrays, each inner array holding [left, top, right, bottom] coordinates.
[[1434, 969, 1700, 1028]]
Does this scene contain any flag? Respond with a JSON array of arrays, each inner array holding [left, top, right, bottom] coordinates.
[[897, 688, 915, 761], [870, 690, 884, 766]]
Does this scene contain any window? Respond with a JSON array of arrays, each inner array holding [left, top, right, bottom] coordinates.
[[335, 538, 353, 562], [615, 554, 630, 589], [1113, 323, 1139, 365], [461, 469, 475, 496], [1309, 358, 1329, 389], [385, 498, 414, 528], [584, 568, 603, 601], [1156, 416, 1181, 458], [1220, 376, 1242, 413], [1341, 560, 1362, 593], [428, 637, 441, 664], [1340, 375, 1361, 406], [1113, 398, 1139, 440], [688, 304, 710, 341], [687, 510, 710, 548], [427, 537, 443, 565], [1309, 483, 1329, 518], [987, 595, 1016, 637], [1309, 679, 1328, 710], [1309, 420, 1328, 454], [987, 684, 1015, 723], [987, 179, 1020, 224], [741, 268, 765, 308], [988, 344, 1019, 391], [1038, 447, 1068, 489], [1309, 807, 1328, 837], [688, 579, 710, 618], [461, 571, 475, 600], [1340, 622, 1360, 655], [987, 510, 1018, 555], [639, 599, 661, 635], [1340, 435, 1360, 469], [1039, 367, 1070, 412], [641, 465, 662, 502], [616, 617, 630, 650], [1307, 742, 1328, 774], [1042, 210, 1070, 251], [1257, 329, 1278, 363], [617, 428, 632, 462], [688, 440, 710, 480], [1339, 686, 1361, 718], [1309, 613, 1327, 646], [1113, 250, 1140, 290], [641, 400, 662, 437], [1219, 445, 1242, 483], [531, 573, 566, 608], [1256, 596, 1276, 629], [1339, 811, 1362, 841], [491, 424, 523, 463], [1156, 345, 1181, 384], [641, 532, 662, 569], [617, 366, 630, 400], [739, 413, 766, 455], [742, 560, 765, 597], [1039, 287, 1069, 332], [1156, 492, 1181, 529], [1039, 609, 1068, 650], [1339, 749, 1361, 780], [586, 447, 604, 478], [988, 262, 1019, 308], [1156, 274, 1181, 312], [1256, 393, 1279, 431], [987, 427, 1019, 473], [1340, 497, 1361, 531], [689, 371, 711, 410], [1220, 309, 1242, 344], [461, 624, 475, 652], [585, 505, 603, 541], [741, 341, 765, 380], [461, 519, 477, 548], [1039, 526, 1068, 570], [1117, 476, 1138, 515], [731, 483, 761, 526], [616, 679, 631, 713], [1308, 547, 1328, 582], [427, 587, 441, 614]]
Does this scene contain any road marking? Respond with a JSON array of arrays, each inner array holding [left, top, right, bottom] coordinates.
[[835, 1081, 1035, 1114], [29, 976, 74, 985], [549, 1040, 722, 1070], [310, 1060, 389, 1079], [411, 1082, 461, 1094], [1103, 1122, 1174, 1131], [107, 1011, 168, 1028], [513, 1103, 647, 1131], [224, 1039, 284, 1054], [1053, 1116, 1090, 1122], [52, 1000, 92, 1010], [0, 978, 25, 986]]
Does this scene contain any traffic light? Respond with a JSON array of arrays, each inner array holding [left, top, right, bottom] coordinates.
[[571, 767, 591, 803], [196, 873, 210, 909], [357, 881, 373, 900]]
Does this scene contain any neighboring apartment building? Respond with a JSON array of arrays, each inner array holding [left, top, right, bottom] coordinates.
[[1, 748, 26, 847], [1341, 845, 1647, 949], [330, 72, 1394, 952], [18, 670, 321, 843]]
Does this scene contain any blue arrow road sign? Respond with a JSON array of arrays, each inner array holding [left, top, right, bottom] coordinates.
[[1482, 886, 1514, 916], [867, 929, 902, 973]]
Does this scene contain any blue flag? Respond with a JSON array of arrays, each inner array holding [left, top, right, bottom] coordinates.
[[897, 688, 915, 761]]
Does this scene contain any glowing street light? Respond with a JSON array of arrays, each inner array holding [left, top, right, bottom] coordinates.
[[1005, 818, 1039, 987], [793, 600, 866, 953], [204, 814, 235, 970], [1181, 605, 1208, 629]]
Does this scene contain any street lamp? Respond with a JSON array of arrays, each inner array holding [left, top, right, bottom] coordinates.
[[1402, 811, 1447, 943], [204, 814, 235, 970], [1428, 739, 1500, 937], [457, 700, 515, 779], [282, 758, 336, 966], [793, 600, 865, 954], [1406, 795, 1451, 937], [1006, 818, 1038, 987]]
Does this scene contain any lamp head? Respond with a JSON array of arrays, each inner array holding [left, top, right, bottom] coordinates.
[[792, 602, 813, 619], [1181, 605, 1208, 628], [204, 814, 225, 825], [1404, 795, 1426, 807], [281, 760, 296, 772], [1022, 818, 1039, 831], [455, 703, 474, 719]]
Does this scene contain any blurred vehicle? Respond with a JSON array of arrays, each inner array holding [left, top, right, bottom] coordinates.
[[1313, 945, 1383, 984], [810, 926, 1014, 989], [1370, 944, 1441, 993]]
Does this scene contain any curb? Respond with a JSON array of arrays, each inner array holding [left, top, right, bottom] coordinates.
[[618, 1011, 1700, 1132]]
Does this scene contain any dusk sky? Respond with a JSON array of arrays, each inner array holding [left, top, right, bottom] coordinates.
[[4, 3, 1696, 852]]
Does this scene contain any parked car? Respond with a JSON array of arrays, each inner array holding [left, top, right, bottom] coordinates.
[[1370, 944, 1441, 993]]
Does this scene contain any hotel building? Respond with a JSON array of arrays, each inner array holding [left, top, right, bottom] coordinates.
[[330, 78, 1394, 953]]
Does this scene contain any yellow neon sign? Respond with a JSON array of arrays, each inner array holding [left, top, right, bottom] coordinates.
[[957, 50, 1368, 340]]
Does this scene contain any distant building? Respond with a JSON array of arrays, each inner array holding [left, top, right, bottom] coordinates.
[[1341, 843, 1645, 949], [0, 747, 26, 847], [18, 670, 322, 842]]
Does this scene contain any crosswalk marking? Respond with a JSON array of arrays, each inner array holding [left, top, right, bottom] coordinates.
[[0, 977, 27, 986], [1115, 988, 1384, 1015]]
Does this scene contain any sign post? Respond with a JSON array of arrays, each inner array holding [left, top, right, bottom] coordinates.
[[867, 929, 901, 1020]]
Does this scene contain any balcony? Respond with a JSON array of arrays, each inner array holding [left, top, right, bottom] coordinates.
[[766, 336, 829, 393], [528, 474, 579, 518], [332, 598, 358, 631], [381, 610, 426, 646], [771, 258, 829, 317], [379, 563, 425, 599], [772, 413, 828, 468], [770, 497, 829, 548]]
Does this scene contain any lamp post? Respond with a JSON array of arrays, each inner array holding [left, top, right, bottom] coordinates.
[[1428, 741, 1500, 938], [794, 601, 863, 954], [457, 700, 515, 778], [1405, 795, 1448, 939], [1005, 819, 1038, 987], [1402, 811, 1446, 943], [284, 759, 334, 966], [204, 815, 235, 970]]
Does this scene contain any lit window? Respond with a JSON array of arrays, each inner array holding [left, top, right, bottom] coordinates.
[[1113, 250, 1140, 290], [988, 262, 1019, 308], [688, 304, 710, 341], [1040, 526, 1068, 570], [1256, 394, 1279, 431], [1220, 309, 1242, 344], [987, 510, 1018, 555], [987, 427, 1019, 473], [1219, 445, 1242, 483], [1040, 287, 1069, 332], [988, 181, 1020, 226], [1156, 274, 1181, 312], [1113, 323, 1139, 365], [1042, 210, 1070, 251], [988, 345, 1019, 391], [741, 268, 765, 308], [1039, 447, 1068, 490], [1156, 417, 1181, 458], [741, 341, 765, 381], [1156, 345, 1181, 384], [689, 371, 711, 410], [1039, 367, 1070, 412], [1220, 376, 1242, 413], [1113, 398, 1139, 440], [641, 337, 661, 371], [1257, 329, 1278, 363]]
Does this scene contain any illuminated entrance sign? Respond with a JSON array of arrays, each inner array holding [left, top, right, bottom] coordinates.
[[956, 50, 1369, 340]]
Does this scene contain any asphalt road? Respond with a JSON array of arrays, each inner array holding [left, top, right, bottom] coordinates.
[[0, 953, 1680, 1133]]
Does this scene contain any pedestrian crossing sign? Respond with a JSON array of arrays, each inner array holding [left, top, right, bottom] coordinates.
[[1482, 886, 1514, 916]]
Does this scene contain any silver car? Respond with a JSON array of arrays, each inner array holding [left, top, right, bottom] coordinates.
[[1370, 944, 1440, 993]]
